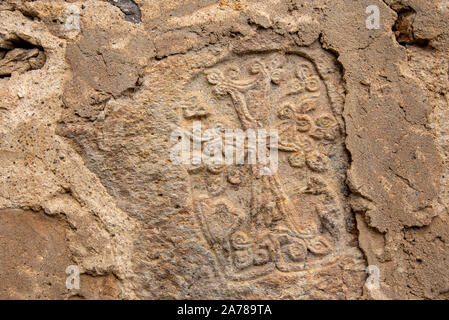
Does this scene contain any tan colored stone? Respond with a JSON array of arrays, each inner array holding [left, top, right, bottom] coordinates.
[[0, 0, 448, 300]]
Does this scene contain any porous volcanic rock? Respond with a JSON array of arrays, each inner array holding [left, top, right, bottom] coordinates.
[[0, 0, 448, 299]]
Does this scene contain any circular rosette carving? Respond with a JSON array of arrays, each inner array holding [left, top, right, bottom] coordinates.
[[306, 235, 334, 256], [205, 69, 224, 85], [295, 114, 312, 132], [274, 120, 317, 154], [213, 83, 230, 97], [230, 233, 275, 271], [274, 234, 308, 272], [287, 141, 315, 167], [275, 103, 317, 153], [205, 69, 230, 97], [268, 55, 285, 85], [305, 150, 328, 172], [310, 113, 339, 141], [288, 152, 305, 168], [231, 231, 251, 250], [305, 75, 320, 92], [249, 59, 266, 75], [277, 103, 295, 120], [285, 238, 307, 262], [270, 69, 282, 85], [295, 63, 320, 92]]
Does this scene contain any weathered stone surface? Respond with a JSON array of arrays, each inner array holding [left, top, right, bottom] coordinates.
[[0, 0, 448, 299], [0, 209, 72, 299]]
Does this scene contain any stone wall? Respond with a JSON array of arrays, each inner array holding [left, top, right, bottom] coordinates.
[[0, 0, 448, 299]]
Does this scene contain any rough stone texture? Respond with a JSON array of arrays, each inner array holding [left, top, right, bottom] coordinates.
[[0, 0, 448, 299]]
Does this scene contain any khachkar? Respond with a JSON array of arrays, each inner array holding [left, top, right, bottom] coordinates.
[[181, 51, 358, 281]]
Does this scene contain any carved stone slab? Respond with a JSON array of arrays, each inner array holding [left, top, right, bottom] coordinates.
[[179, 49, 364, 284]]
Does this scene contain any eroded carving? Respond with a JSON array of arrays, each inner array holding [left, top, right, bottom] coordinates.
[[183, 52, 349, 280]]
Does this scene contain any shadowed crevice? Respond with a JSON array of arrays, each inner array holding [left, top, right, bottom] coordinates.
[[0, 35, 46, 78], [391, 6, 430, 47], [108, 0, 141, 24]]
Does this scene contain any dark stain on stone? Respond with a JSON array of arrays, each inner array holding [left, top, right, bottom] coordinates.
[[108, 0, 141, 24]]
